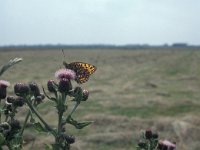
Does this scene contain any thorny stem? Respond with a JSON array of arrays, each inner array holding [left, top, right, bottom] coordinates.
[[20, 110, 31, 136], [55, 93, 66, 147], [69, 102, 80, 117], [0, 100, 1, 123], [62, 102, 80, 125], [26, 100, 56, 136]]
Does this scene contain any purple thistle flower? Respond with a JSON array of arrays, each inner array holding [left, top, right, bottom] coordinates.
[[14, 83, 30, 96], [55, 69, 76, 80], [58, 78, 71, 93], [0, 80, 10, 99], [13, 97, 25, 107], [47, 80, 56, 93], [158, 140, 176, 150], [0, 80, 10, 87]]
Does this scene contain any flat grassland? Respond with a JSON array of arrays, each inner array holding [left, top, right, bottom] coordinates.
[[0, 48, 200, 150]]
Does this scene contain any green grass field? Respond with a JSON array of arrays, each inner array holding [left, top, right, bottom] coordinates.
[[0, 48, 200, 150]]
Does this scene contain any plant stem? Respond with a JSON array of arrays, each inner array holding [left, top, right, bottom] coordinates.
[[69, 102, 80, 116], [26, 100, 56, 136], [58, 111, 63, 135], [0, 100, 1, 123], [20, 110, 31, 136], [57, 93, 65, 135], [55, 111, 63, 147], [55, 93, 66, 149]]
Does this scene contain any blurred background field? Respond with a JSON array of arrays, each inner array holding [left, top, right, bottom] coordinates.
[[0, 48, 200, 150]]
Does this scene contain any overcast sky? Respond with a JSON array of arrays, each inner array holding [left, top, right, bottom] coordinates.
[[0, 0, 200, 46]]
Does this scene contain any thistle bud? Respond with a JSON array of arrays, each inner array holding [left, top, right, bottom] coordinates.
[[4, 104, 12, 115], [47, 80, 56, 93], [35, 94, 45, 104], [157, 143, 168, 150], [137, 141, 146, 149], [13, 97, 25, 107], [0, 86, 6, 99], [10, 120, 21, 131], [74, 87, 82, 95], [6, 96, 15, 104], [58, 78, 71, 93], [145, 129, 153, 139], [82, 89, 89, 101], [29, 82, 40, 97], [0, 80, 10, 99], [0, 122, 11, 136], [64, 135, 75, 144], [152, 133, 159, 139], [14, 83, 30, 97]]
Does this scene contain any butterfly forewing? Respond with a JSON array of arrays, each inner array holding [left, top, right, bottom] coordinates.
[[63, 61, 96, 84]]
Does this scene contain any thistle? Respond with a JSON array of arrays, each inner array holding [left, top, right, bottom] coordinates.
[[136, 129, 176, 150], [0, 58, 95, 150]]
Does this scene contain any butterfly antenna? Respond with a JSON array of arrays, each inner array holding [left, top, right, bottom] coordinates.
[[62, 49, 66, 58], [62, 49, 67, 66]]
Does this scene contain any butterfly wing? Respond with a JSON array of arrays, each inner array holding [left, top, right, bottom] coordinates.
[[63, 61, 97, 84]]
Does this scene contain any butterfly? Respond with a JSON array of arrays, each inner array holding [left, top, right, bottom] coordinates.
[[63, 61, 97, 84]]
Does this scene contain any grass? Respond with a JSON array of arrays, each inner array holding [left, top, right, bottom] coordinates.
[[109, 103, 200, 118], [0, 48, 200, 150]]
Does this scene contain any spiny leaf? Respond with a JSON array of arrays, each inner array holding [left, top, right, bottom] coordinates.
[[44, 144, 53, 150], [0, 58, 22, 76], [66, 115, 93, 129]]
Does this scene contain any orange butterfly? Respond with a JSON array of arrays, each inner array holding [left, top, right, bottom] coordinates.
[[63, 61, 97, 84]]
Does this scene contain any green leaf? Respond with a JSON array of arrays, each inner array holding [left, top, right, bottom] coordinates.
[[66, 115, 93, 129], [7, 135, 23, 150], [0, 109, 4, 113], [33, 122, 48, 133], [51, 144, 62, 150], [0, 133, 5, 146], [75, 121, 93, 129], [0, 58, 22, 76], [44, 144, 52, 150]]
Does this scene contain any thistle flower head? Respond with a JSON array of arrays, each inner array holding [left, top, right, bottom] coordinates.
[[152, 133, 159, 139], [64, 135, 75, 144], [29, 82, 40, 97], [47, 80, 56, 93], [82, 89, 89, 101], [35, 94, 45, 104], [9, 119, 21, 131], [55, 69, 76, 80], [6, 96, 15, 104], [158, 140, 176, 150], [145, 129, 153, 139], [58, 78, 72, 93], [137, 141, 146, 149], [13, 97, 25, 107], [0, 122, 11, 133], [0, 80, 10, 88], [14, 83, 30, 97], [0, 80, 10, 99]]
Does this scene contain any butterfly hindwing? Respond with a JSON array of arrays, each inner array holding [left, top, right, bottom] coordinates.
[[63, 61, 96, 84]]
